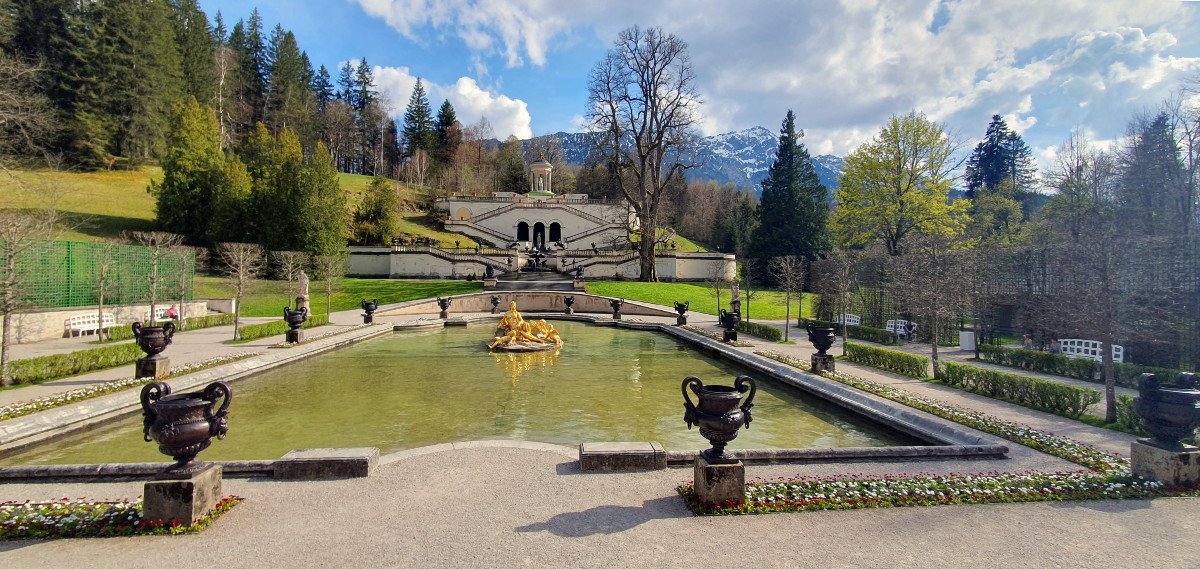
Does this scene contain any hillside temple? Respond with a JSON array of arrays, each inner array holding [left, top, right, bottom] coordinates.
[[347, 156, 734, 282]]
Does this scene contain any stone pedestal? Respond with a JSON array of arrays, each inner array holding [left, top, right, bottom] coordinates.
[[143, 463, 222, 527], [135, 357, 170, 380], [564, 307, 574, 315], [483, 278, 498, 290], [612, 313, 621, 320], [723, 330, 738, 342], [573, 280, 587, 292], [676, 315, 687, 326], [1132, 439, 1200, 488], [693, 456, 745, 505], [285, 329, 305, 344], [579, 442, 667, 471], [959, 331, 976, 352], [439, 309, 450, 319], [362, 313, 374, 324], [811, 353, 835, 373]]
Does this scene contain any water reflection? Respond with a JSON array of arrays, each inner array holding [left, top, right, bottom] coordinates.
[[493, 349, 561, 385]]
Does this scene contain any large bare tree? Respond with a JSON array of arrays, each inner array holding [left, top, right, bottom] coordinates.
[[887, 234, 976, 380], [272, 250, 308, 309], [586, 26, 700, 281], [311, 253, 347, 317], [811, 248, 861, 356], [125, 231, 184, 324], [770, 256, 806, 342]]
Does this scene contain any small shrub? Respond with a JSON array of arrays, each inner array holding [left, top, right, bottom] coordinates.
[[1113, 394, 1148, 436], [103, 313, 236, 342], [9, 343, 144, 386], [846, 324, 895, 345], [234, 313, 330, 342], [977, 344, 1187, 389], [939, 361, 1102, 417], [736, 320, 783, 342], [844, 342, 929, 379]]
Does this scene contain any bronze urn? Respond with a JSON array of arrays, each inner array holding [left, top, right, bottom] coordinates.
[[361, 299, 378, 324], [284, 306, 308, 331], [674, 301, 689, 326], [437, 296, 452, 319], [141, 381, 231, 477], [490, 295, 501, 314], [806, 323, 837, 356], [682, 375, 757, 464], [563, 295, 575, 314], [132, 321, 175, 360], [610, 298, 623, 320], [1135, 373, 1200, 450]]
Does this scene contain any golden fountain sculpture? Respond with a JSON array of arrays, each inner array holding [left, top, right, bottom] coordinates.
[[488, 302, 563, 351]]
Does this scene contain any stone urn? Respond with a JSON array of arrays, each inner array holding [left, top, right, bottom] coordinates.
[[719, 308, 741, 341], [563, 295, 575, 315], [141, 381, 231, 477], [674, 301, 689, 326], [610, 298, 624, 320], [490, 295, 501, 314], [574, 266, 584, 280], [132, 321, 175, 360], [806, 323, 837, 356], [682, 375, 757, 464], [284, 305, 308, 343], [437, 297, 452, 319], [361, 299, 378, 324], [1135, 373, 1200, 450]]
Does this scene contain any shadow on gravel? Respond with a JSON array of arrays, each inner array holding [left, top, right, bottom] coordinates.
[[514, 496, 688, 537]]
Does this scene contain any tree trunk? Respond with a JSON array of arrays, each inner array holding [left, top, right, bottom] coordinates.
[[1102, 337, 1116, 423], [232, 294, 242, 341], [1, 253, 13, 386], [784, 291, 791, 342], [639, 216, 657, 282], [930, 313, 940, 380], [149, 257, 158, 326]]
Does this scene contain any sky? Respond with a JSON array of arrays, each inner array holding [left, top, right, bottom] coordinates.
[[198, 0, 1200, 169]]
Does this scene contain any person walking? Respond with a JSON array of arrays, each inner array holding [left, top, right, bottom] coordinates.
[[1022, 333, 1033, 350]]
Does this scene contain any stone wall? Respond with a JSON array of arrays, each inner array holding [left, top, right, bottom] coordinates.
[[0, 300, 212, 344], [347, 248, 735, 281], [376, 292, 676, 318]]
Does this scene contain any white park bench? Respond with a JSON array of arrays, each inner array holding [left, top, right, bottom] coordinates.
[[1058, 339, 1124, 363], [66, 313, 116, 337], [145, 307, 172, 322], [835, 314, 862, 326], [885, 319, 910, 336]]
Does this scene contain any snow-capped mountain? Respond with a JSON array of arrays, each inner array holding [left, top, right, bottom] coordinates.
[[533, 126, 844, 196]]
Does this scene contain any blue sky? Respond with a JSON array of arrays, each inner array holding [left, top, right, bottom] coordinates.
[[199, 0, 1200, 169]]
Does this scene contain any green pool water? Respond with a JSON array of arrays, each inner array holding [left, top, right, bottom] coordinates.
[[2, 321, 915, 465]]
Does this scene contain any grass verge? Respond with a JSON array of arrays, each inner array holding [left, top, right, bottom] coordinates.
[[586, 281, 815, 320]]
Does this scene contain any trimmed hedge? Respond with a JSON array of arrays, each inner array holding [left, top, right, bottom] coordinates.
[[844, 342, 929, 379], [977, 344, 1185, 389], [939, 361, 1102, 417], [102, 313, 237, 342], [9, 343, 143, 386], [736, 320, 783, 342], [234, 313, 329, 342]]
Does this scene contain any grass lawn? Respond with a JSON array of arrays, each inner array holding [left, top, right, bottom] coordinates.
[[0, 167, 161, 241], [585, 281, 815, 320], [195, 276, 482, 317]]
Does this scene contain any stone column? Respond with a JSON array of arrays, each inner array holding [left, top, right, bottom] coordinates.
[[693, 456, 745, 506], [143, 463, 223, 527]]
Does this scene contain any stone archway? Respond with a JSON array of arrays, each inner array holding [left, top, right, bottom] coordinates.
[[455, 207, 472, 221], [549, 222, 562, 243], [517, 222, 529, 242], [533, 222, 546, 248]]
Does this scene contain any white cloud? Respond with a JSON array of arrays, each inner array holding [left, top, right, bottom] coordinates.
[[372, 66, 532, 139], [357, 0, 1200, 164]]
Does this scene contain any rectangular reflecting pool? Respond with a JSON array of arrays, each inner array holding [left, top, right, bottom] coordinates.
[[1, 321, 920, 465]]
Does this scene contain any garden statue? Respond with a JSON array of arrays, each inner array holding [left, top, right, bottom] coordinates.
[[575, 266, 585, 280], [807, 322, 837, 373], [682, 375, 757, 464], [1130, 373, 1200, 489], [563, 295, 575, 314], [132, 321, 176, 379], [297, 270, 310, 313], [488, 302, 563, 351], [491, 295, 502, 314], [610, 298, 624, 320], [361, 299, 378, 324], [141, 381, 231, 476], [283, 305, 308, 344], [674, 301, 689, 326], [437, 297, 452, 319]]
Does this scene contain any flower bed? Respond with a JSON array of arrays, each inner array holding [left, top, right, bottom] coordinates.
[[844, 342, 929, 379], [674, 351, 1189, 515], [1, 496, 241, 540], [0, 353, 258, 422]]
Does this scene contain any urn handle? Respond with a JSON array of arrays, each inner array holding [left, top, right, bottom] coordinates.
[[681, 376, 703, 429], [203, 381, 232, 440], [162, 321, 176, 344], [736, 375, 757, 429], [131, 321, 142, 340], [140, 381, 172, 442]]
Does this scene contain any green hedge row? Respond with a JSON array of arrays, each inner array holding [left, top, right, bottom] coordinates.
[[977, 344, 1184, 388], [103, 313, 237, 342], [939, 361, 1102, 417], [9, 343, 143, 386], [844, 342, 929, 379], [235, 313, 329, 342], [797, 318, 896, 345], [736, 320, 783, 342]]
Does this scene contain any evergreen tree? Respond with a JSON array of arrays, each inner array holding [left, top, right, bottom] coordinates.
[[302, 141, 348, 255], [352, 176, 400, 245], [336, 60, 357, 109], [746, 110, 829, 283], [149, 98, 228, 243], [1118, 112, 1189, 237], [435, 99, 460, 167], [353, 58, 376, 113], [964, 115, 1036, 200], [312, 64, 334, 111], [264, 28, 314, 137], [235, 9, 267, 126], [497, 135, 529, 192], [402, 79, 436, 158], [211, 10, 226, 43], [382, 119, 401, 178], [171, 0, 216, 105]]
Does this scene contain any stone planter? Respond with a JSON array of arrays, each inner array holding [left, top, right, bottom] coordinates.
[[563, 295, 575, 314], [132, 321, 175, 379], [284, 306, 308, 344], [610, 298, 623, 320], [1135, 373, 1200, 450], [682, 375, 757, 464], [361, 299, 378, 324], [719, 308, 740, 341], [806, 324, 837, 355], [437, 297, 452, 319], [674, 301, 689, 326], [141, 381, 231, 477]]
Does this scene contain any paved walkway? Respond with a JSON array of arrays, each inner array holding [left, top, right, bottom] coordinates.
[[0, 305, 1193, 567]]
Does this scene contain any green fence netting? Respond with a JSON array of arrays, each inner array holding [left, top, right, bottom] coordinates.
[[15, 240, 194, 309]]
